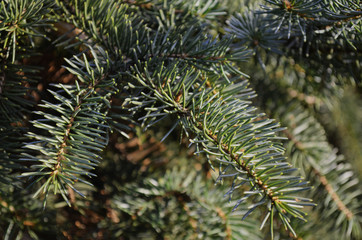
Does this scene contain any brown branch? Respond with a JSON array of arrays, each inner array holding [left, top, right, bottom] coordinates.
[[287, 88, 320, 106], [121, 0, 153, 9], [281, 1, 361, 24], [179, 201, 198, 239], [52, 72, 107, 176], [283, 129, 354, 220], [314, 169, 353, 220], [215, 207, 232, 240], [195, 122, 280, 205], [0, 68, 5, 95], [167, 190, 232, 239], [192, 117, 307, 239], [149, 53, 226, 62], [122, 0, 183, 13]]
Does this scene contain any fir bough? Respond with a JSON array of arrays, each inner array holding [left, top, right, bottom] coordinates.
[[0, 0, 361, 239]]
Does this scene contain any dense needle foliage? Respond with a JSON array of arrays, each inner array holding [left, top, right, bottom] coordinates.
[[0, 0, 361, 239]]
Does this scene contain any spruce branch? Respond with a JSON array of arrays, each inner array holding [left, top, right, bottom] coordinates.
[[227, 10, 283, 54], [261, 0, 324, 39], [260, 0, 362, 49], [55, 0, 235, 72], [276, 102, 362, 239], [21, 46, 120, 205], [122, 0, 226, 24], [126, 60, 314, 237]]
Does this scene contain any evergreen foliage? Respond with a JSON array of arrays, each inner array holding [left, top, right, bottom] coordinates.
[[0, 0, 361, 239]]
